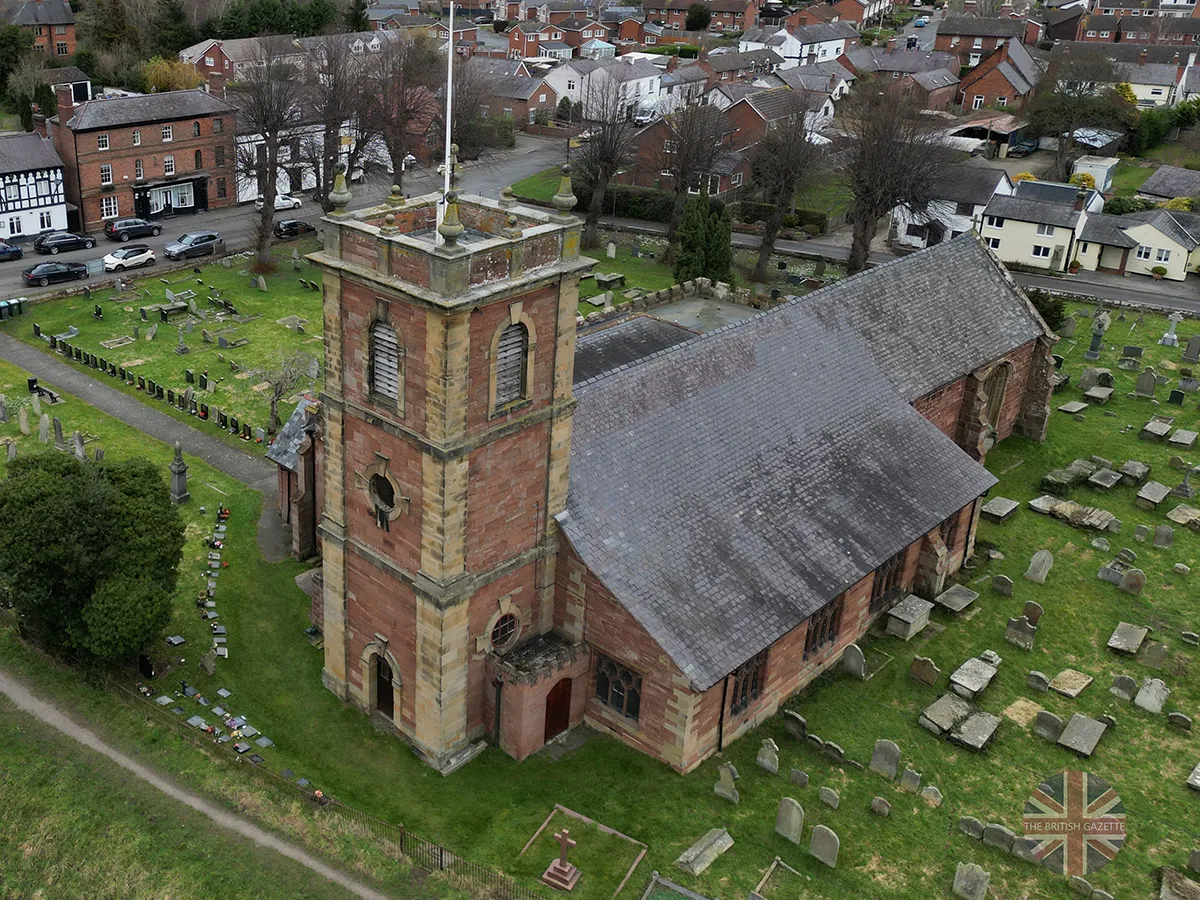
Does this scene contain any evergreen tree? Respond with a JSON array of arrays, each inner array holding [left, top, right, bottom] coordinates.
[[344, 0, 369, 30], [705, 199, 733, 282], [152, 0, 199, 56], [673, 192, 708, 283], [92, 0, 139, 52]]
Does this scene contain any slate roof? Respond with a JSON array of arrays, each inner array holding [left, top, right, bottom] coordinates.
[[741, 86, 822, 120], [3, 0, 73, 26], [465, 56, 528, 76], [984, 194, 1081, 227], [1079, 213, 1138, 248], [1038, 41, 1182, 65], [36, 65, 90, 85], [0, 133, 63, 175], [938, 14, 1026, 37], [600, 58, 660, 81], [772, 66, 843, 93], [560, 237, 1020, 690], [1139, 164, 1200, 199], [266, 397, 318, 471], [931, 164, 1008, 206], [1116, 62, 1179, 86], [1013, 179, 1093, 206], [911, 67, 960, 91], [993, 40, 1042, 92], [740, 25, 786, 43], [793, 21, 859, 43], [1124, 208, 1200, 250], [664, 0, 751, 10], [573, 315, 699, 383], [1081, 13, 1122, 30], [62, 90, 235, 132], [846, 47, 958, 74], [558, 16, 601, 29]]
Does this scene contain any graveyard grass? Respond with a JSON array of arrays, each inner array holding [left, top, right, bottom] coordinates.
[[0, 238, 325, 452], [3, 304, 1200, 899]]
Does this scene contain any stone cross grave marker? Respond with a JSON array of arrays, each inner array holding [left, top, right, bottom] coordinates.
[[541, 829, 580, 891], [1161, 311, 1184, 347]]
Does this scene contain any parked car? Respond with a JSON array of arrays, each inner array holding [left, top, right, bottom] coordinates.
[[33, 231, 95, 254], [914, 16, 929, 26], [103, 217, 162, 242], [103, 244, 155, 271], [273, 219, 316, 239], [0, 241, 22, 261], [164, 231, 220, 261], [633, 110, 658, 127], [1008, 138, 1038, 158], [22, 261, 88, 285], [255, 193, 303, 211]]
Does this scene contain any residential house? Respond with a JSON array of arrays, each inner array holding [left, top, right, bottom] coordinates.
[[909, 68, 962, 110], [979, 179, 1102, 272], [1039, 5, 1086, 40], [509, 20, 572, 58], [543, 57, 602, 105], [697, 48, 784, 85], [794, 22, 860, 66], [294, 30, 397, 71], [647, 0, 760, 33], [484, 75, 558, 124], [178, 36, 302, 99], [600, 8, 648, 42], [957, 40, 1043, 110], [738, 26, 800, 67], [659, 63, 708, 111], [4, 0, 75, 57], [792, 3, 843, 26], [1078, 13, 1123, 39], [37, 64, 90, 105], [1116, 54, 1181, 106], [831, 0, 893, 28], [707, 82, 761, 109], [840, 47, 960, 81], [726, 85, 834, 148], [1074, 209, 1200, 281], [368, 11, 439, 32], [47, 88, 237, 232], [585, 57, 661, 118], [0, 132, 68, 242], [934, 15, 1035, 69], [558, 17, 608, 53], [627, 105, 737, 192], [892, 164, 1013, 250], [530, 0, 592, 23], [1138, 164, 1200, 201], [759, 63, 851, 101]]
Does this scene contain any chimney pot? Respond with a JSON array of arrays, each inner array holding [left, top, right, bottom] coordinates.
[[1139, 48, 1147, 66], [1074, 188, 1088, 211]]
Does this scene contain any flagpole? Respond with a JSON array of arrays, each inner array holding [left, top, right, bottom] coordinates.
[[438, 1, 455, 245]]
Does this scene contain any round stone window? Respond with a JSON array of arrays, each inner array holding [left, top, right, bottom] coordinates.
[[369, 473, 395, 512], [491, 613, 518, 653]]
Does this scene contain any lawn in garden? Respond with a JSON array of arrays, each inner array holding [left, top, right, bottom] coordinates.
[[511, 166, 565, 204], [1111, 160, 1156, 197], [0, 238, 324, 446]]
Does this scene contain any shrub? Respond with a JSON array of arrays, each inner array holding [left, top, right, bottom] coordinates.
[[1166, 196, 1193, 211], [1013, 172, 1038, 182], [733, 201, 827, 233], [1152, 265, 1169, 276], [803, 223, 821, 238], [576, 184, 675, 222], [492, 19, 509, 31], [781, 213, 799, 228], [1104, 196, 1157, 215], [1025, 288, 1066, 330], [1069, 172, 1095, 190]]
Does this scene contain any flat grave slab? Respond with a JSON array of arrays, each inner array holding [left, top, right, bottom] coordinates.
[[186, 715, 206, 728], [1088, 469, 1123, 491], [1084, 386, 1114, 405], [255, 736, 274, 748], [675, 828, 734, 877], [154, 695, 172, 706], [1028, 494, 1061, 515], [886, 595, 934, 641], [949, 658, 999, 700], [1190, 761, 1200, 791], [1049, 669, 1094, 698], [1141, 418, 1174, 442], [933, 584, 979, 614], [1058, 401, 1088, 414], [949, 712, 1002, 752], [981, 496, 1020, 522], [1137, 480, 1172, 510], [216, 688, 231, 698], [1107, 622, 1149, 655], [1171, 429, 1200, 449], [1056, 714, 1107, 757], [918, 692, 972, 735], [1119, 459, 1151, 484], [1138, 641, 1170, 670], [1168, 504, 1200, 528]]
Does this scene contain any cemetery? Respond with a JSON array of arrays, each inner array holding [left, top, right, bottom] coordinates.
[[0, 240, 324, 444], [4, 294, 1200, 900]]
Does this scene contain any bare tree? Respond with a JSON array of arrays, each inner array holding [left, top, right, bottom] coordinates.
[[651, 101, 730, 264], [258, 352, 319, 433], [837, 84, 954, 274], [362, 32, 441, 191], [451, 56, 510, 161], [748, 96, 825, 281], [230, 35, 306, 270], [573, 76, 638, 248]]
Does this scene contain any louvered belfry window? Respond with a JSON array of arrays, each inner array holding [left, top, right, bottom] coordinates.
[[370, 320, 401, 400], [495, 322, 528, 406]]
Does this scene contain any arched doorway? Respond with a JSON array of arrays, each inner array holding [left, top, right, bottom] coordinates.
[[544, 677, 572, 742], [376, 655, 394, 719]]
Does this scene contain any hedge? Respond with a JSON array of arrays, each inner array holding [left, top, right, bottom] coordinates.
[[577, 184, 676, 222], [734, 200, 828, 234]]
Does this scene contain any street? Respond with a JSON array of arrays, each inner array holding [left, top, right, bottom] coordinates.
[[0, 133, 568, 301], [898, 4, 942, 51]]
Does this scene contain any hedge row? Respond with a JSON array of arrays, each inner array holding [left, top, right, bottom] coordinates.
[[577, 184, 676, 223], [734, 200, 828, 234]]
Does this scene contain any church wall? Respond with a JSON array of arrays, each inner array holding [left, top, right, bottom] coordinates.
[[343, 415, 426, 574], [465, 422, 551, 573]]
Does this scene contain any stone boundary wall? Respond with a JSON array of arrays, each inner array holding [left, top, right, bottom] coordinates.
[[576, 274, 809, 328]]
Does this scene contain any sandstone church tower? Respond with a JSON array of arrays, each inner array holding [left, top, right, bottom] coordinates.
[[309, 165, 591, 772]]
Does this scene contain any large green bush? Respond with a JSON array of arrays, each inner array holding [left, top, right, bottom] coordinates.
[[577, 184, 676, 222]]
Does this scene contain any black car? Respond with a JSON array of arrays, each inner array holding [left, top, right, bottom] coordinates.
[[0, 241, 22, 261], [22, 261, 88, 286], [104, 217, 162, 242], [273, 219, 316, 239], [33, 231, 95, 254], [164, 230, 220, 261]]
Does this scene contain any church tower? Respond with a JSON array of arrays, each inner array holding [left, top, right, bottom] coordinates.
[[309, 166, 591, 772]]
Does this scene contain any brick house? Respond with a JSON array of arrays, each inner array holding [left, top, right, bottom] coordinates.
[[791, 3, 842, 26], [557, 16, 607, 52], [529, 0, 592, 23], [934, 15, 1036, 69], [484, 75, 558, 124], [178, 36, 302, 99], [304, 185, 1055, 773], [627, 106, 737, 190], [47, 88, 237, 233], [4, 0, 75, 57], [509, 20, 568, 57], [832, 0, 894, 27], [697, 48, 783, 85], [647, 0, 760, 33], [957, 39, 1042, 111]]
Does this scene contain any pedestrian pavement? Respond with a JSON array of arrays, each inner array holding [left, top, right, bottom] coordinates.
[[0, 333, 290, 562]]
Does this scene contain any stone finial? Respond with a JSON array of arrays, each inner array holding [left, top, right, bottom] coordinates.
[[386, 184, 405, 208], [381, 213, 398, 235], [499, 185, 517, 208], [552, 163, 577, 214], [438, 190, 465, 246], [328, 162, 353, 216], [501, 213, 523, 239]]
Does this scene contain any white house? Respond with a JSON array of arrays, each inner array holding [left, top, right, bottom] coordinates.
[[738, 27, 804, 69], [980, 179, 1104, 273], [794, 22, 860, 66], [544, 56, 660, 119], [892, 164, 1012, 251], [659, 64, 708, 112], [0, 133, 68, 241]]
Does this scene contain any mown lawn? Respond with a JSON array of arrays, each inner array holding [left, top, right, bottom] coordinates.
[[0, 238, 324, 450], [512, 167, 564, 204], [1111, 160, 1156, 197]]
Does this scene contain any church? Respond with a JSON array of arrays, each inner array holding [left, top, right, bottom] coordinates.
[[294, 169, 1054, 775]]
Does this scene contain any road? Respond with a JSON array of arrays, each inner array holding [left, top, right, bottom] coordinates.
[[0, 133, 567, 301], [1014, 271, 1200, 313], [898, 5, 942, 51]]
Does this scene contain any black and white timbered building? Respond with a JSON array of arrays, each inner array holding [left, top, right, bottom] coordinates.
[[0, 133, 67, 242]]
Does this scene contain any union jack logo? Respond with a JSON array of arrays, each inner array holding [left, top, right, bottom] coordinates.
[[1022, 771, 1126, 876]]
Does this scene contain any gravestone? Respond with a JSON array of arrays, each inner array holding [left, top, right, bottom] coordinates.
[[257, 275, 268, 292], [782, 710, 806, 739], [992, 574, 1013, 596], [37, 414, 47, 444], [952, 863, 990, 900], [169, 442, 190, 504], [606, 241, 616, 259], [3, 443, 12, 462], [16, 406, 28, 436], [1060, 316, 1077, 338], [909, 656, 939, 686], [1108, 622, 1148, 655], [900, 768, 921, 793], [1155, 524, 1175, 548], [775, 798, 804, 844], [819, 786, 839, 809], [809, 825, 838, 868], [1134, 524, 1151, 542], [52, 417, 63, 449], [30, 394, 39, 417], [922, 786, 943, 807], [1134, 677, 1170, 713], [843, 643, 866, 679], [1169, 712, 1193, 731], [982, 824, 1015, 852], [1118, 568, 1147, 595], [790, 769, 808, 787], [959, 817, 984, 840], [869, 739, 900, 780], [1023, 600, 1044, 626], [1136, 366, 1158, 398], [1035, 710, 1065, 741], [675, 828, 733, 877], [1024, 549, 1053, 583], [185, 369, 195, 384], [714, 761, 740, 803], [756, 738, 779, 774], [1170, 389, 1186, 406], [0, 397, 6, 424], [871, 796, 891, 817], [200, 650, 217, 676], [1027, 670, 1050, 693], [1005, 615, 1037, 651], [146, 323, 157, 341], [1161, 311, 1184, 346], [72, 431, 84, 460]]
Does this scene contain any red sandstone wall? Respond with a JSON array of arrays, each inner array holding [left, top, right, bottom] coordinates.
[[466, 424, 549, 573]]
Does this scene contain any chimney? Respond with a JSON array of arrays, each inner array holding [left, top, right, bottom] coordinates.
[[32, 108, 46, 138], [1074, 188, 1088, 211], [666, 53, 679, 71], [1139, 47, 1147, 67], [887, 35, 898, 50], [1000, 0, 1013, 14], [963, 0, 977, 12], [53, 84, 74, 123]]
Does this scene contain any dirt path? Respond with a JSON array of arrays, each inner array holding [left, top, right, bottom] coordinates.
[[0, 668, 391, 900]]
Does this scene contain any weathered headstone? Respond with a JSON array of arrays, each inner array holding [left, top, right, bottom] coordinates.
[[756, 738, 779, 775], [200, 650, 217, 676], [257, 275, 268, 292], [869, 739, 900, 780], [909, 656, 940, 686], [0, 396, 7, 424], [922, 785, 943, 807], [1169, 712, 1193, 731], [992, 574, 1013, 596], [809, 825, 838, 868], [674, 828, 733, 877], [52, 416, 64, 449], [37, 414, 48, 444], [952, 862, 990, 900], [982, 824, 1016, 852], [30, 394, 40, 417], [5, 442, 14, 462], [775, 797, 804, 844], [1005, 615, 1037, 651], [1155, 524, 1175, 548], [606, 241, 616, 259], [714, 761, 739, 803], [1027, 670, 1050, 693], [900, 768, 921, 793], [843, 643, 866, 679], [1023, 600, 1044, 626], [1035, 710, 1065, 741], [782, 710, 806, 739], [1119, 568, 1147, 595], [146, 323, 158, 341], [1024, 549, 1053, 583], [1134, 677, 1170, 713], [870, 796, 891, 817], [789, 769, 808, 787], [818, 785, 839, 809], [71, 431, 84, 460], [959, 817, 984, 840], [169, 442, 190, 504], [17, 406, 28, 436]]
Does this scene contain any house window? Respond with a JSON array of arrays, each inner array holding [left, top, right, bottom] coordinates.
[[804, 597, 843, 659], [985, 215, 1004, 228], [972, 37, 983, 48], [972, 95, 984, 109], [1100, 30, 1110, 37], [985, 235, 1000, 249], [132, 129, 141, 146], [216, 177, 227, 198], [968, 53, 981, 66], [1036, 223, 1054, 236], [567, 78, 575, 90], [99, 164, 112, 185], [729, 650, 768, 715], [56, 42, 67, 55], [97, 133, 109, 150], [495, 321, 529, 407], [55, 24, 66, 34], [950, 35, 959, 46], [1137, 245, 1152, 259], [955, 201, 974, 216], [1151, 88, 1164, 97], [162, 125, 173, 142], [370, 320, 403, 401], [870, 549, 906, 613], [996, 97, 1007, 107], [539, 93, 547, 102], [490, 613, 518, 652], [1157, 248, 1172, 262], [1079, 242, 1090, 253], [215, 146, 225, 167], [213, 118, 223, 133], [135, 158, 143, 179], [906, 223, 927, 238], [204, 56, 215, 66], [1032, 245, 1051, 258], [7, 217, 19, 234], [595, 653, 641, 720], [163, 155, 175, 176], [100, 196, 119, 219], [195, 150, 202, 169], [732, 171, 742, 187], [192, 121, 201, 137], [1086, 30, 1097, 36], [38, 211, 52, 229]]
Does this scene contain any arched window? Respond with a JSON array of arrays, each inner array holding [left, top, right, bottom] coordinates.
[[192, 121, 201, 137], [982, 364, 1010, 429], [134, 158, 143, 180], [495, 322, 528, 406], [370, 320, 401, 401], [194, 149, 202, 169]]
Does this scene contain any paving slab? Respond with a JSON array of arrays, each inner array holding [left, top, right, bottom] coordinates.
[[980, 496, 1019, 522]]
